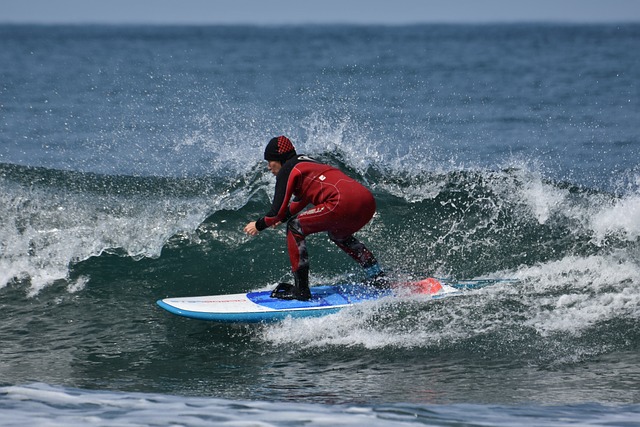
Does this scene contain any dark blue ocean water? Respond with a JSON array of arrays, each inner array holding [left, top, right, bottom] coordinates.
[[1, 24, 639, 425]]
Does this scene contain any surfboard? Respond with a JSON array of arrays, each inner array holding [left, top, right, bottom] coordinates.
[[156, 278, 514, 323]]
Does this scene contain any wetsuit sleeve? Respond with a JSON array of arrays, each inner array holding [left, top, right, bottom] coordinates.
[[255, 162, 298, 231]]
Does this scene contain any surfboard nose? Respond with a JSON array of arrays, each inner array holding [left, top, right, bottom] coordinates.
[[411, 278, 443, 295]]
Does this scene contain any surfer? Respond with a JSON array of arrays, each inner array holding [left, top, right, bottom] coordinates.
[[244, 136, 386, 301]]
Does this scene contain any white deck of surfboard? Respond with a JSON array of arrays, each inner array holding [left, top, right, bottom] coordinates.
[[162, 293, 282, 313], [157, 283, 462, 323]]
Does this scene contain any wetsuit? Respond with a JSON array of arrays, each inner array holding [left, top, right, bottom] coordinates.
[[255, 155, 381, 282]]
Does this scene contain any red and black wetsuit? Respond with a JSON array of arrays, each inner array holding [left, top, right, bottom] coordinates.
[[255, 155, 379, 276]]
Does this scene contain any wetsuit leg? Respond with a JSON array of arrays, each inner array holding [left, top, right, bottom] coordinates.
[[273, 217, 310, 300], [329, 235, 378, 269], [287, 217, 308, 273], [329, 234, 385, 282]]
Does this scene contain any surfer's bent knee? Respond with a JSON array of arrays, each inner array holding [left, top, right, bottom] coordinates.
[[287, 218, 304, 239]]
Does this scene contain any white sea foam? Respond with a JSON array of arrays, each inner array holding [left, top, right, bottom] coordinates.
[[511, 255, 640, 336], [518, 171, 569, 224], [2, 383, 636, 427], [590, 193, 640, 243], [0, 383, 439, 427]]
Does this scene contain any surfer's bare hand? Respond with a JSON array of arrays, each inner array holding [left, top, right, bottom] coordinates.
[[244, 221, 259, 236]]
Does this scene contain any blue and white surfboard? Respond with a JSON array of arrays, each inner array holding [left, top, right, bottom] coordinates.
[[156, 278, 514, 323]]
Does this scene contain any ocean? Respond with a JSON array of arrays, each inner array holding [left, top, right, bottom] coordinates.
[[0, 23, 639, 426]]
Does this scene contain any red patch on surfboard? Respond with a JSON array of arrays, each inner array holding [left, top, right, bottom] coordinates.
[[403, 277, 443, 295]]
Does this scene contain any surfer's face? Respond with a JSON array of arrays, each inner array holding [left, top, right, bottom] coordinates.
[[267, 160, 282, 176]]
